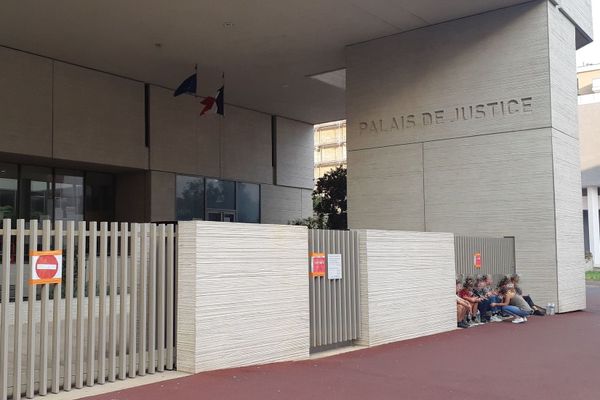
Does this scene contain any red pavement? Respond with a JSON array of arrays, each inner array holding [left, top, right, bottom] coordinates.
[[86, 286, 600, 400]]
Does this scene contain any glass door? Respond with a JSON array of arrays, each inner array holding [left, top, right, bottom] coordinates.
[[206, 209, 236, 222]]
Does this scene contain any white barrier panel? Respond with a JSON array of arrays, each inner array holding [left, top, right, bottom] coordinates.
[[356, 230, 456, 347], [177, 221, 310, 373]]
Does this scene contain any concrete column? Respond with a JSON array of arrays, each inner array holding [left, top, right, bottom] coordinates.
[[587, 186, 600, 266]]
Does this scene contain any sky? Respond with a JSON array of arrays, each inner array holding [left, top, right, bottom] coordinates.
[[576, 0, 600, 66]]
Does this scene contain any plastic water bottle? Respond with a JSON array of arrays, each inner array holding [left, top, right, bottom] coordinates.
[[550, 303, 556, 315], [475, 310, 481, 323]]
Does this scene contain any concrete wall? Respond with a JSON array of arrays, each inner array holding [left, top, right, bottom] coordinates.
[[346, 1, 585, 310], [579, 102, 600, 187], [176, 221, 309, 373], [149, 86, 220, 177], [261, 184, 312, 224], [356, 230, 456, 347], [0, 47, 52, 158], [149, 170, 176, 222], [275, 117, 314, 189], [53, 62, 147, 169]]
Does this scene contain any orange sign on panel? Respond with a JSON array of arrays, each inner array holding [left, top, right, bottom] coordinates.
[[310, 252, 326, 277], [473, 252, 482, 269], [30, 250, 63, 285]]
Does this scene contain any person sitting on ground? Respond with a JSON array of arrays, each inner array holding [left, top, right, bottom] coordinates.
[[459, 277, 482, 325], [456, 280, 471, 328], [473, 276, 502, 323], [490, 283, 532, 324], [510, 274, 536, 309]]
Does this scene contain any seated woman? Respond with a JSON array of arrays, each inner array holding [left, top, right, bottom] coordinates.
[[510, 274, 535, 308], [456, 279, 473, 328], [473, 276, 502, 322], [458, 277, 482, 325], [491, 283, 532, 324]]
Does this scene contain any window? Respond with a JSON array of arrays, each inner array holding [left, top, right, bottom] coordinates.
[[176, 175, 205, 220], [85, 172, 115, 222], [55, 170, 84, 221], [237, 182, 260, 223], [0, 163, 18, 221], [20, 166, 53, 221], [206, 178, 235, 210]]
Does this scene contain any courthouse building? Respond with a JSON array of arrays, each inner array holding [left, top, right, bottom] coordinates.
[[0, 0, 593, 311]]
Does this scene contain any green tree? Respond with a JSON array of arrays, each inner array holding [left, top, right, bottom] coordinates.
[[313, 165, 347, 230]]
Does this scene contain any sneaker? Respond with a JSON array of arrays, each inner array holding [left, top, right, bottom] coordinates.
[[490, 315, 503, 322], [458, 321, 470, 329], [523, 317, 528, 322], [512, 317, 525, 324]]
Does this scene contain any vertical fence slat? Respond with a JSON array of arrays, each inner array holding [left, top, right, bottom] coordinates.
[[87, 222, 97, 386], [97, 222, 108, 384], [62, 221, 74, 392], [26, 220, 38, 399], [108, 222, 118, 382], [119, 223, 129, 380], [138, 224, 148, 376], [0, 219, 11, 400], [166, 224, 175, 370], [37, 220, 51, 395], [51, 222, 63, 394], [13, 220, 25, 400], [148, 224, 157, 374], [129, 223, 138, 378], [157, 225, 166, 372], [75, 221, 86, 388]]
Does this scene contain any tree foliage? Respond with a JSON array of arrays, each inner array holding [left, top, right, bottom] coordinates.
[[314, 165, 347, 230]]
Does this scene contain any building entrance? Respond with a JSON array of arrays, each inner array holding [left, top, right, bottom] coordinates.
[[206, 209, 236, 222]]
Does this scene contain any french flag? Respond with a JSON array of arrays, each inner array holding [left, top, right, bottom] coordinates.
[[200, 86, 224, 116]]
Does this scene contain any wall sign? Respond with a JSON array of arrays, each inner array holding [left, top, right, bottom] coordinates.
[[30, 250, 63, 285], [327, 254, 342, 280], [473, 252, 482, 269], [310, 252, 326, 277]]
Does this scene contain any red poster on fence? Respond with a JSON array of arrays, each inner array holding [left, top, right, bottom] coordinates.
[[310, 252, 326, 277], [473, 252, 482, 269]]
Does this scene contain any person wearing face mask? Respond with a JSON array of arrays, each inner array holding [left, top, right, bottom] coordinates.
[[491, 281, 532, 324]]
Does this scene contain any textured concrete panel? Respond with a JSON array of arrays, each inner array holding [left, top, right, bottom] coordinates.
[[176, 221, 309, 373], [348, 143, 424, 231], [149, 86, 220, 177], [222, 106, 272, 184], [557, 0, 593, 41], [276, 117, 314, 189], [579, 102, 600, 186], [260, 184, 303, 225], [548, 3, 578, 139], [0, 47, 52, 157], [356, 230, 456, 347], [346, 1, 551, 152], [301, 188, 313, 219], [552, 130, 586, 312], [53, 62, 147, 169], [424, 129, 559, 306], [149, 170, 175, 222]]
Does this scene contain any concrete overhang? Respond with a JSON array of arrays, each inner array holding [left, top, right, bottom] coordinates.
[[0, 0, 593, 124]]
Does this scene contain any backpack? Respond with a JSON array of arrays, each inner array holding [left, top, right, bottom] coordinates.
[[532, 305, 546, 316]]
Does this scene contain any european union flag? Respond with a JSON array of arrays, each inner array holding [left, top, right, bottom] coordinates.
[[173, 73, 197, 97]]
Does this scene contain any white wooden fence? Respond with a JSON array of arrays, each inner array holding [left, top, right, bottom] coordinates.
[[0, 220, 176, 399]]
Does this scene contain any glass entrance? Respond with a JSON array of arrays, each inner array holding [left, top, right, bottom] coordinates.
[[206, 209, 236, 222]]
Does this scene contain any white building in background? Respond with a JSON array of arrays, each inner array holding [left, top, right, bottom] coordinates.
[[579, 64, 600, 267]]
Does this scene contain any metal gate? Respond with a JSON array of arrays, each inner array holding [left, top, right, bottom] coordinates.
[[308, 229, 360, 350], [0, 219, 176, 400], [454, 236, 516, 279]]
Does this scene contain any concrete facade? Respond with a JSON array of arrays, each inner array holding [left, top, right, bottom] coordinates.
[[0, 47, 314, 224], [347, 1, 587, 311]]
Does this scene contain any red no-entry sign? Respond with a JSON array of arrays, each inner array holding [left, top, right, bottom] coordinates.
[[30, 250, 63, 285]]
